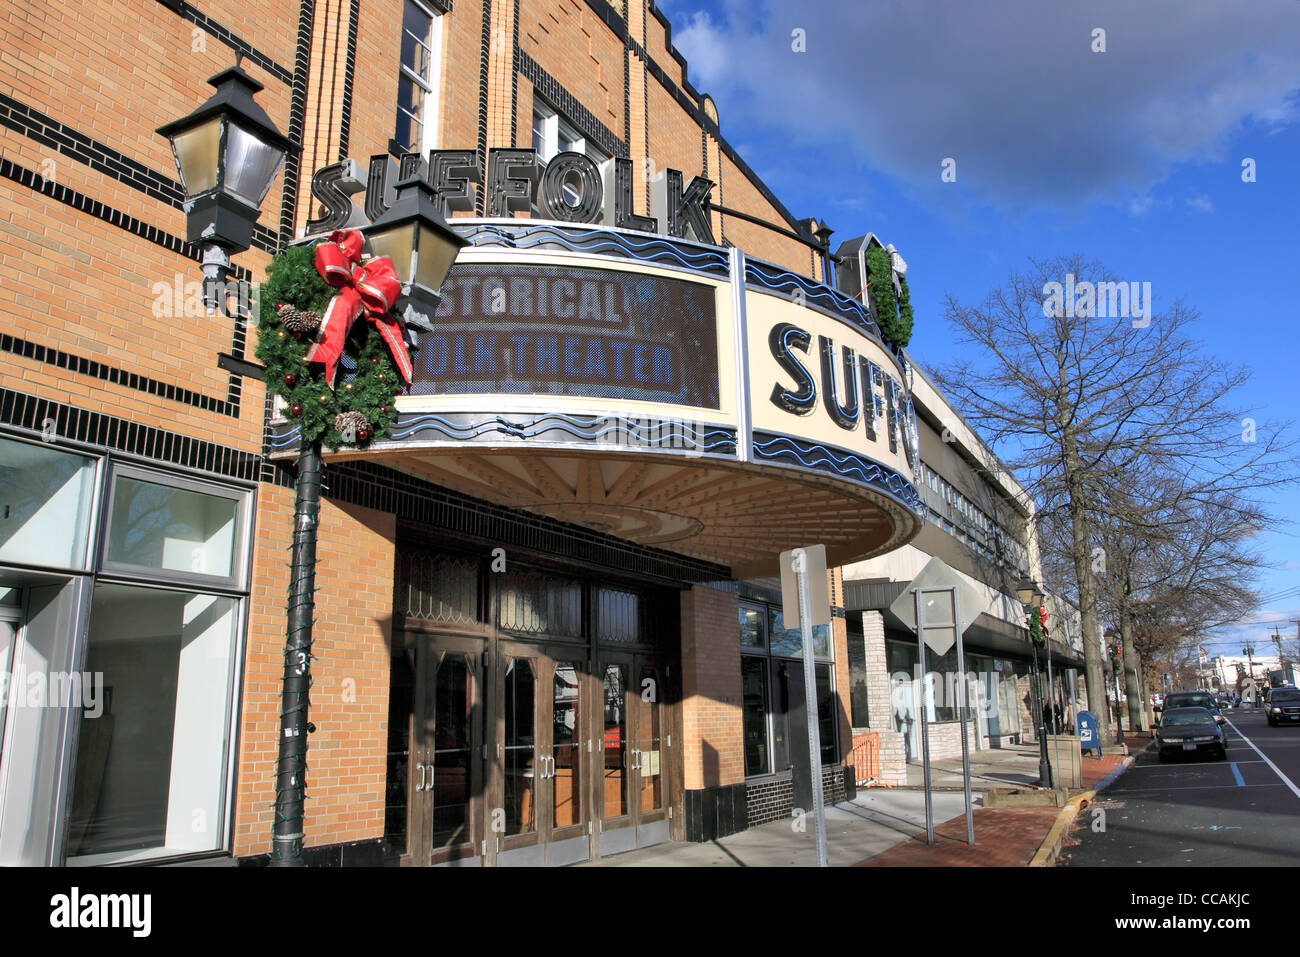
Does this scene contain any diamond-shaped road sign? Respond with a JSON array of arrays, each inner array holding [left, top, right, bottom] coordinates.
[[889, 556, 988, 655]]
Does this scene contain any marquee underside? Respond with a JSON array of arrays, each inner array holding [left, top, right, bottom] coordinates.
[[343, 446, 919, 578]]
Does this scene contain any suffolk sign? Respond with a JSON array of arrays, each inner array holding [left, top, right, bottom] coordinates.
[[306, 148, 716, 244]]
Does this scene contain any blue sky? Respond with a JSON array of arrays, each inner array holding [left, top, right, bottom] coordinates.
[[653, 0, 1300, 651]]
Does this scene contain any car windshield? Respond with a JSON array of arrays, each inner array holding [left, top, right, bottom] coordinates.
[[1162, 709, 1215, 727], [1270, 692, 1300, 704], [1168, 695, 1215, 709]]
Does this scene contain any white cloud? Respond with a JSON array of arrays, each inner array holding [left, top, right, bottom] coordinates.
[[1186, 194, 1214, 213], [669, 0, 1300, 211]]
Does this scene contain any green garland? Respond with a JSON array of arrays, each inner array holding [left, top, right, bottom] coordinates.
[[255, 243, 402, 449], [864, 243, 914, 350]]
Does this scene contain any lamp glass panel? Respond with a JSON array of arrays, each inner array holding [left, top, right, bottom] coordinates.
[[223, 122, 285, 207], [414, 224, 461, 290], [366, 224, 418, 284], [169, 117, 222, 195]]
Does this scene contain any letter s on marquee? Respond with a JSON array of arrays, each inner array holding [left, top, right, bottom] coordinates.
[[769, 322, 816, 415]]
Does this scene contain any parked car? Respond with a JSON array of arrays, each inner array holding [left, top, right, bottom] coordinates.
[[1267, 688, 1300, 727], [1155, 707, 1227, 762], [1162, 690, 1225, 726]]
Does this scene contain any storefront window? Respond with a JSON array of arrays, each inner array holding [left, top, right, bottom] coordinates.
[[739, 603, 765, 649], [816, 664, 836, 765], [0, 436, 97, 570], [104, 472, 240, 582], [66, 583, 239, 863], [768, 607, 829, 658], [741, 656, 769, 775], [847, 634, 870, 728]]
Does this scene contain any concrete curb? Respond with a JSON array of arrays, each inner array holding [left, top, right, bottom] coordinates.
[[1027, 747, 1144, 867]]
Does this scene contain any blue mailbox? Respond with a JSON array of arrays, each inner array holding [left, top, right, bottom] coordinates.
[[1077, 710, 1102, 758]]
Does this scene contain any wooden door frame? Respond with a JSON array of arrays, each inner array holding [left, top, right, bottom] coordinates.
[[394, 627, 487, 867]]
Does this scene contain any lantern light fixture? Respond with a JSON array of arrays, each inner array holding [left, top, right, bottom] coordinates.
[[157, 54, 296, 310], [362, 171, 469, 334]]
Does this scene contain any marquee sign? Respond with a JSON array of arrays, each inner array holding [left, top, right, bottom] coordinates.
[[307, 149, 716, 244], [413, 262, 720, 409], [282, 165, 924, 573]]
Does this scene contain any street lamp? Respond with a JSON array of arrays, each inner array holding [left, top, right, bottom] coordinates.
[[269, 165, 467, 868], [157, 54, 295, 310], [1017, 575, 1053, 788], [362, 172, 469, 334]]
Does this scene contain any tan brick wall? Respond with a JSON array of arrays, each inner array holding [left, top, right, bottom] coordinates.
[[234, 485, 396, 857], [680, 584, 743, 789]]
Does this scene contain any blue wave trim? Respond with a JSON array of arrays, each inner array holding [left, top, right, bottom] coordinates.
[[745, 259, 887, 342], [753, 432, 923, 512], [270, 424, 302, 448], [460, 223, 730, 276], [393, 412, 737, 453]]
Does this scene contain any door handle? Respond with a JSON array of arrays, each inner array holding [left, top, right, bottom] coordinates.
[[425, 763, 434, 791], [415, 762, 425, 791]]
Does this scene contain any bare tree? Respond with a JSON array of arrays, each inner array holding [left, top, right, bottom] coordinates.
[[934, 255, 1297, 745]]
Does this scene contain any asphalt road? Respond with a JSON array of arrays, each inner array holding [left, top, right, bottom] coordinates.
[[1062, 707, 1300, 866]]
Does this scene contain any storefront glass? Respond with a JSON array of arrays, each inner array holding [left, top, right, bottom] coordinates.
[[66, 583, 239, 862], [0, 436, 97, 570]]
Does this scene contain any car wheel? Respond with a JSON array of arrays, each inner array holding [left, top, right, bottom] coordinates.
[[1269, 718, 1277, 727], [1218, 747, 1227, 761], [1158, 751, 1169, 763]]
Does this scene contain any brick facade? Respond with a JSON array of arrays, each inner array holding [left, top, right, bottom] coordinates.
[[1, 0, 845, 865], [679, 583, 743, 790]]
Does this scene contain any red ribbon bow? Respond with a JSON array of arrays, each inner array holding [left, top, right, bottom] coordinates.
[[304, 229, 412, 386]]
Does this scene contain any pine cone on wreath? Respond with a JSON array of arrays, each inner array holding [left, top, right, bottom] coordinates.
[[277, 303, 322, 335], [334, 410, 369, 441]]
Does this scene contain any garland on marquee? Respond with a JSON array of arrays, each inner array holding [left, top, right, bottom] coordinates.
[[864, 243, 915, 350], [256, 232, 410, 449]]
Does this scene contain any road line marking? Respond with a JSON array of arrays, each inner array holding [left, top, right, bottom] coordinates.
[[1230, 763, 1245, 787], [1108, 783, 1287, 793], [1224, 717, 1300, 803]]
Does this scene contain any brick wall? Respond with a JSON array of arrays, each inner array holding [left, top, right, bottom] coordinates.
[[746, 766, 849, 828], [234, 486, 396, 857], [679, 583, 743, 789]]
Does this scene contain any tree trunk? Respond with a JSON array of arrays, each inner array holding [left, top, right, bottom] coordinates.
[[1119, 599, 1143, 733], [1064, 434, 1111, 745]]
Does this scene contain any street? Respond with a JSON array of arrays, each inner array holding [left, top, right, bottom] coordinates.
[[1063, 707, 1300, 866]]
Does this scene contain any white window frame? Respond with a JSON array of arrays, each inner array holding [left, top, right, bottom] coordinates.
[[532, 96, 609, 165], [396, 0, 443, 156]]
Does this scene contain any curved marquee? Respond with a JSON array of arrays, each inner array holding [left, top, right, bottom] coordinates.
[[273, 220, 924, 577]]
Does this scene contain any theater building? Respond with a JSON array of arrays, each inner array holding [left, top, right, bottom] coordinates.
[[0, 0, 1059, 868]]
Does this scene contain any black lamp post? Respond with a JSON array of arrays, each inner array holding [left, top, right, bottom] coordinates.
[[267, 168, 466, 867], [157, 54, 295, 311], [1017, 575, 1053, 788]]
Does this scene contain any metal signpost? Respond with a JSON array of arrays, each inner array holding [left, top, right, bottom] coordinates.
[[779, 545, 830, 868], [912, 586, 975, 846]]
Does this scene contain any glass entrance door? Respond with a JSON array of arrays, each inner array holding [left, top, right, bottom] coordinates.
[[385, 632, 484, 866], [492, 641, 593, 866], [596, 653, 672, 857]]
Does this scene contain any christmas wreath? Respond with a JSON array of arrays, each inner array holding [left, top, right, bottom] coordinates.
[[1030, 610, 1047, 647], [864, 242, 914, 351], [256, 230, 412, 448]]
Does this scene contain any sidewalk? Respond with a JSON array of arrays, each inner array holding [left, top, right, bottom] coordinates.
[[580, 735, 1143, 867]]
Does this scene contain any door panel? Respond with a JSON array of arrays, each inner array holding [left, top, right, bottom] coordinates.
[[386, 632, 484, 867], [596, 654, 671, 856], [495, 643, 593, 866]]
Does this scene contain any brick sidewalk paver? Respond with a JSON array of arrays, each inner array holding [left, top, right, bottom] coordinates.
[[859, 739, 1146, 867], [857, 806, 1062, 866]]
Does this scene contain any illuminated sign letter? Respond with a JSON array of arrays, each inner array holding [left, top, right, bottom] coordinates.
[[769, 322, 816, 415]]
